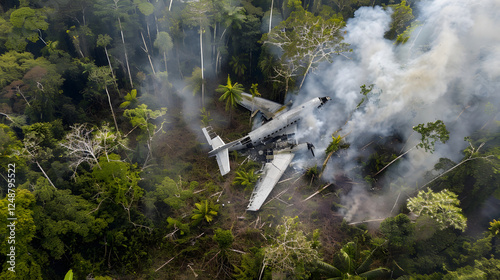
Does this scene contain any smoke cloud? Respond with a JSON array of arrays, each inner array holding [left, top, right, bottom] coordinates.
[[293, 0, 500, 222]]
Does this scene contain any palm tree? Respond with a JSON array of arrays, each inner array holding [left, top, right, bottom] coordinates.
[[233, 169, 259, 191], [217, 75, 244, 115], [229, 55, 248, 78], [191, 200, 219, 225], [320, 133, 349, 178], [315, 242, 390, 279]]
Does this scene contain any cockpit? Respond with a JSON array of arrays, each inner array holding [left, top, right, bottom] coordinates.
[[318, 96, 331, 107]]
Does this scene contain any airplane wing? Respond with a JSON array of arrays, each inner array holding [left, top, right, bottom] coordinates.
[[246, 149, 296, 211], [239, 93, 289, 120]]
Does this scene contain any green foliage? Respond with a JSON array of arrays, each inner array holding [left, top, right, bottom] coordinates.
[[217, 75, 244, 112], [0, 124, 26, 175], [305, 165, 319, 178], [229, 55, 248, 78], [184, 67, 204, 96], [191, 200, 219, 225], [264, 216, 320, 279], [443, 265, 485, 279], [249, 83, 261, 98], [144, 176, 193, 211], [0, 51, 38, 87], [94, 154, 142, 202], [396, 21, 422, 45], [0, 189, 42, 279], [88, 65, 115, 89], [154, 31, 173, 54], [385, 0, 414, 40], [31, 177, 109, 260], [120, 89, 138, 108], [134, 0, 155, 16], [0, 51, 64, 121], [315, 241, 390, 279], [356, 84, 374, 109], [96, 34, 112, 48], [213, 228, 234, 250], [200, 107, 213, 126], [233, 169, 259, 189], [407, 188, 467, 231], [413, 120, 450, 153], [489, 219, 500, 236], [22, 120, 64, 161], [233, 247, 266, 280], [380, 214, 415, 253], [123, 104, 167, 142], [326, 135, 345, 154], [64, 269, 73, 280], [262, 8, 350, 90], [166, 217, 190, 236], [7, 7, 49, 50]]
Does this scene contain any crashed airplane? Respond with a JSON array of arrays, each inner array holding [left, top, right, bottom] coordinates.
[[202, 93, 330, 211]]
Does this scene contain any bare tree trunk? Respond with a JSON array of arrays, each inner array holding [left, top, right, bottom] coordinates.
[[374, 146, 415, 177], [269, 0, 274, 33], [163, 52, 168, 72], [36, 161, 57, 189], [104, 46, 119, 93], [200, 24, 205, 107], [299, 61, 313, 89], [146, 22, 153, 55], [117, 16, 134, 88], [141, 32, 156, 75], [16, 86, 31, 107], [105, 86, 120, 133], [215, 28, 227, 75]]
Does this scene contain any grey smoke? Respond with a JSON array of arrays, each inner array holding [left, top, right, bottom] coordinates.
[[292, 0, 500, 222]]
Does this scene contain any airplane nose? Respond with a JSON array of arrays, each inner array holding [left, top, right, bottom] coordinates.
[[320, 97, 331, 104]]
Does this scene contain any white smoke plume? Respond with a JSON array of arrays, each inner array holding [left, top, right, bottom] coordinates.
[[293, 0, 500, 222]]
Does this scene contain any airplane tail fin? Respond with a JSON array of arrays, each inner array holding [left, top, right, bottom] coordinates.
[[202, 127, 230, 176]]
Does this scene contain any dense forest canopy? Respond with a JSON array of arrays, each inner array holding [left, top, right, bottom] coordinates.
[[1, 0, 500, 279]]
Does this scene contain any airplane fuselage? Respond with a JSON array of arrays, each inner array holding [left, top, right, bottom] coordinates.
[[225, 97, 330, 152]]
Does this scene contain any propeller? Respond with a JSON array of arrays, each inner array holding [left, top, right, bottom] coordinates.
[[307, 143, 315, 157]]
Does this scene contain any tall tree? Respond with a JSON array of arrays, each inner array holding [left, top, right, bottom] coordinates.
[[60, 123, 125, 175], [184, 67, 204, 99], [6, 7, 49, 51], [154, 31, 173, 73], [407, 188, 467, 231], [262, 8, 350, 91], [123, 104, 166, 168], [263, 216, 320, 279], [385, 0, 414, 40], [22, 122, 60, 189], [94, 0, 136, 88], [96, 34, 119, 91], [182, 0, 213, 106], [213, 0, 247, 75], [88, 66, 120, 133]]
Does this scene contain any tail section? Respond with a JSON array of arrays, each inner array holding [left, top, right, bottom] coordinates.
[[202, 127, 230, 176]]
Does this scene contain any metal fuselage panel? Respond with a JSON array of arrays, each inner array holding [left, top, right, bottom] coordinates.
[[227, 97, 324, 152]]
